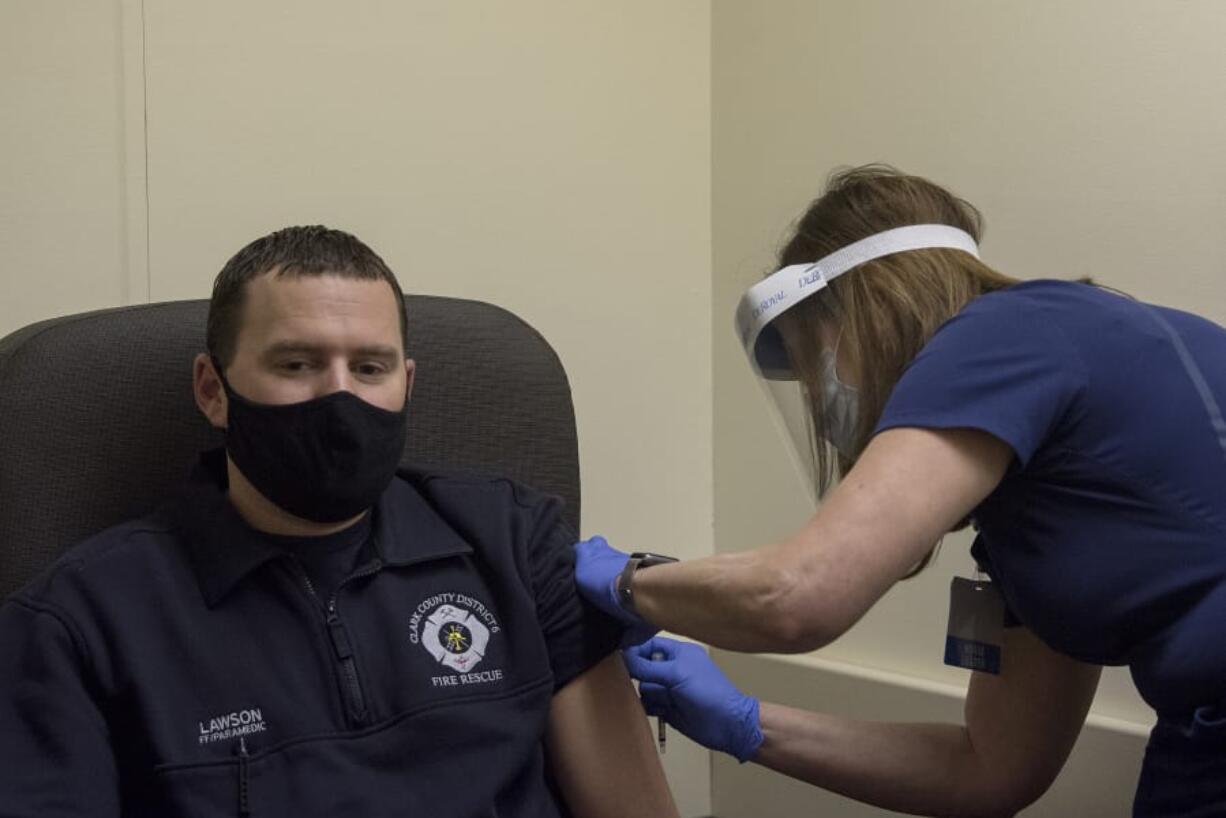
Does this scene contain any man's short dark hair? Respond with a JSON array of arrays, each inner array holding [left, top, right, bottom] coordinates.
[[206, 225, 408, 369]]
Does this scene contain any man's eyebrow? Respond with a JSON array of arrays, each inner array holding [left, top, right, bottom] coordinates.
[[352, 345, 403, 359], [260, 341, 326, 358], [259, 341, 402, 359]]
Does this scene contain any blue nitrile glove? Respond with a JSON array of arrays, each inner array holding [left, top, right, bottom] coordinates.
[[573, 536, 659, 647], [623, 636, 763, 763]]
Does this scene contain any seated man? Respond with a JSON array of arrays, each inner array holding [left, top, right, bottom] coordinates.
[[0, 226, 677, 817]]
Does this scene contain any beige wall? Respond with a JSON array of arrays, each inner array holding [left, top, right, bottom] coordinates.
[[0, 0, 140, 332], [1, 1, 713, 814], [713, 0, 1226, 815]]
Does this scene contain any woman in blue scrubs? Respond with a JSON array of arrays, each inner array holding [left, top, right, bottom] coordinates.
[[575, 165, 1226, 815]]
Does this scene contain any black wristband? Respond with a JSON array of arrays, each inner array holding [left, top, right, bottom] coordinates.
[[617, 552, 678, 615]]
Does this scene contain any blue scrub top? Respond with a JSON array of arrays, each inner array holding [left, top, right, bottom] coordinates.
[[875, 279, 1226, 717]]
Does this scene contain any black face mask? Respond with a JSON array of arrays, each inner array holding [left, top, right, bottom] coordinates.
[[216, 367, 408, 523]]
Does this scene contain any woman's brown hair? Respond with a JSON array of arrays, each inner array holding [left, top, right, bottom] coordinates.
[[773, 165, 1019, 499]]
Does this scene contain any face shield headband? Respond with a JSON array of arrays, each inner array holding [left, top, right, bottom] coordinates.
[[735, 224, 980, 381], [732, 224, 981, 503]]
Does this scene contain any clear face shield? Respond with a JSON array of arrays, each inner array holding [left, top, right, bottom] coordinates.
[[734, 225, 981, 503]]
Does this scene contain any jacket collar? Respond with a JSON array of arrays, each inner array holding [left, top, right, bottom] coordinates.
[[180, 449, 472, 607]]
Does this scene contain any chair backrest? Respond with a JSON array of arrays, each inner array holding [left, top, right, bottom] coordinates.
[[0, 297, 580, 600]]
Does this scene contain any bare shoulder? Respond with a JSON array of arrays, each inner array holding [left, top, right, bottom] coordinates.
[[546, 654, 679, 818]]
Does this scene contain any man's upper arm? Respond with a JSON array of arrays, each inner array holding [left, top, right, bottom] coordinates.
[[0, 598, 120, 816], [518, 491, 676, 814], [964, 625, 1101, 812], [523, 495, 621, 690], [545, 653, 679, 818]]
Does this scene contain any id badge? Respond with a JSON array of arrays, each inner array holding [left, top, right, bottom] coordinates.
[[944, 576, 1004, 674]]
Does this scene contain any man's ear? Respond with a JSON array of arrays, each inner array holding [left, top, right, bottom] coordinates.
[[404, 358, 416, 403], [193, 353, 228, 429]]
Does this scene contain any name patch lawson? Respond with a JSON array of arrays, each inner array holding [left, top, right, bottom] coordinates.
[[409, 592, 504, 687], [197, 708, 267, 745]]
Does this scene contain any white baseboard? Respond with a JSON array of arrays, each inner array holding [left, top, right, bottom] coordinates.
[[710, 651, 1149, 817]]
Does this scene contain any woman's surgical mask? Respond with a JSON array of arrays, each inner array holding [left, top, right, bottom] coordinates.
[[819, 343, 859, 456]]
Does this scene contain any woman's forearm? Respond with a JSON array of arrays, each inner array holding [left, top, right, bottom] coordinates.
[[630, 428, 1014, 653], [630, 544, 834, 653], [753, 702, 1017, 817]]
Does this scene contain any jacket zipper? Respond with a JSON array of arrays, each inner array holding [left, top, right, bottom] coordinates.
[[236, 736, 250, 816], [297, 559, 383, 727], [325, 599, 367, 723]]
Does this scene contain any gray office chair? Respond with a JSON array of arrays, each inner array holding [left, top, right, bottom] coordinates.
[[0, 297, 580, 600]]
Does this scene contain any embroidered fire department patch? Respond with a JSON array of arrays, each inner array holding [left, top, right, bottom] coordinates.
[[409, 593, 502, 681]]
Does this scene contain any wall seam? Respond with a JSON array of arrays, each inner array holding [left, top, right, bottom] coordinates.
[[120, 0, 150, 305], [141, 0, 151, 301]]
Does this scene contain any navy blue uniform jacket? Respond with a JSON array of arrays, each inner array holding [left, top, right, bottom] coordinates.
[[0, 452, 619, 816]]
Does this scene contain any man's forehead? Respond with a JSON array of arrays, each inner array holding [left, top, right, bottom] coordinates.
[[245, 269, 395, 302], [235, 272, 403, 347]]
